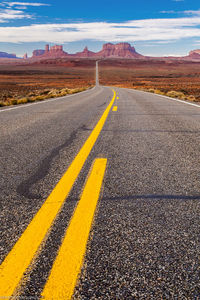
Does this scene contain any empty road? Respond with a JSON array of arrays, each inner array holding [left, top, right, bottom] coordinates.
[[0, 85, 200, 299]]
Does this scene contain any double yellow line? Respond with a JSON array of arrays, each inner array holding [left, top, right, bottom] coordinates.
[[43, 158, 107, 299], [0, 89, 116, 299]]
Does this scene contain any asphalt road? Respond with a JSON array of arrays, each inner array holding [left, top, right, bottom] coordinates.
[[0, 85, 200, 299]]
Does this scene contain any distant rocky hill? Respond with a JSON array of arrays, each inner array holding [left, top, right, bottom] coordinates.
[[74, 47, 95, 58], [95, 43, 144, 58], [189, 49, 200, 55], [0, 52, 17, 59], [31, 43, 200, 61], [32, 44, 68, 58], [32, 49, 45, 57], [31, 43, 144, 59], [1, 43, 200, 61], [188, 49, 200, 59]]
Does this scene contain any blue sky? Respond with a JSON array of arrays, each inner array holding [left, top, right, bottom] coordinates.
[[0, 0, 200, 57]]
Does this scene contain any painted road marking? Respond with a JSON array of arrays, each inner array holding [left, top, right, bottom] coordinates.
[[117, 96, 119, 99], [0, 90, 116, 298], [42, 158, 107, 299], [113, 106, 118, 112]]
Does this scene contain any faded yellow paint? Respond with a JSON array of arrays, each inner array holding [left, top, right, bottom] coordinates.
[[42, 158, 107, 299], [117, 96, 119, 99], [112, 106, 118, 112], [0, 90, 116, 298]]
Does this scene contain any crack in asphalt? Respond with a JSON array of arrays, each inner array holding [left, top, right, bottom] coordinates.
[[98, 101, 107, 108], [16, 126, 84, 199], [81, 124, 92, 131]]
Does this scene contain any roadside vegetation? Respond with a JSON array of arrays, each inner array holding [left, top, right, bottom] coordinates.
[[99, 59, 200, 103], [0, 87, 90, 107], [134, 88, 197, 102], [0, 59, 96, 107]]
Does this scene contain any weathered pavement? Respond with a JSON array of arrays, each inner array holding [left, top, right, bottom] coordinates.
[[0, 86, 199, 299]]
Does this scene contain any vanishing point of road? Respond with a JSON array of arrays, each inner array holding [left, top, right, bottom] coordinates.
[[0, 65, 200, 299]]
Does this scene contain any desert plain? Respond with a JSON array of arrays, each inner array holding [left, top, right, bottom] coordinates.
[[0, 57, 200, 106]]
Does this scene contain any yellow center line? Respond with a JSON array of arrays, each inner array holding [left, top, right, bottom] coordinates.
[[112, 106, 118, 112], [0, 90, 116, 298], [42, 158, 107, 300]]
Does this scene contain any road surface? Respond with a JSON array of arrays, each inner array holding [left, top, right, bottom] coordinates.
[[0, 84, 200, 299]]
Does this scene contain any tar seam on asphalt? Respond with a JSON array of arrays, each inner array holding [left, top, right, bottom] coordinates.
[[16, 126, 85, 199]]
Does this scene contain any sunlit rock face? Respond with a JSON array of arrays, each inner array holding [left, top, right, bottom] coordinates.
[[32, 44, 69, 58], [74, 47, 96, 58], [95, 43, 144, 58], [32, 49, 45, 57], [31, 43, 144, 59], [189, 49, 200, 58]]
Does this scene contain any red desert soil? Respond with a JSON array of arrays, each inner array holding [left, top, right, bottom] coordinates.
[[99, 59, 200, 101], [0, 59, 96, 103], [1, 58, 200, 103]]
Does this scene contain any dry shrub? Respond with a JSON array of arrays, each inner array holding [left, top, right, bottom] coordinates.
[[59, 92, 68, 97], [61, 88, 70, 94], [17, 98, 29, 104], [187, 95, 196, 101], [48, 89, 59, 95], [166, 91, 185, 99], [0, 101, 10, 106], [40, 90, 51, 95], [154, 89, 165, 95], [35, 95, 46, 101], [148, 88, 155, 93], [27, 98, 36, 102], [10, 99, 17, 105], [0, 85, 89, 107], [28, 92, 37, 97]]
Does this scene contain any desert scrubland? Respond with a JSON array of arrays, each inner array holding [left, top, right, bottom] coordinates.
[[1, 58, 200, 106], [99, 59, 200, 102], [0, 59, 95, 106]]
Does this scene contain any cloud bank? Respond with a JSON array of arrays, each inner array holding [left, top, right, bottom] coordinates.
[[0, 17, 200, 43]]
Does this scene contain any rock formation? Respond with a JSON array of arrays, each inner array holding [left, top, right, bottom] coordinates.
[[189, 49, 200, 55], [188, 49, 200, 58], [0, 52, 17, 58], [32, 49, 45, 57], [31, 43, 145, 59], [2, 44, 200, 61], [45, 44, 49, 53], [95, 43, 144, 58], [74, 46, 95, 58], [32, 44, 69, 58]]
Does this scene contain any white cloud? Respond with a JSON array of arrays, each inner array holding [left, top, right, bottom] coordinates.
[[160, 9, 200, 17], [160, 11, 176, 14], [15, 6, 28, 9], [0, 1, 50, 22], [161, 9, 200, 16], [142, 40, 175, 45], [184, 10, 200, 16], [0, 8, 32, 22], [3, 2, 50, 7], [0, 17, 200, 43]]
